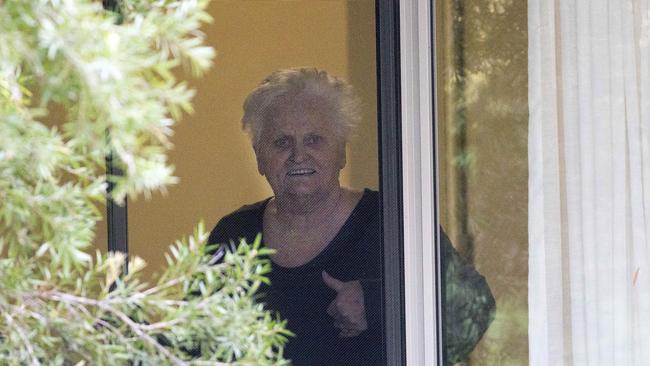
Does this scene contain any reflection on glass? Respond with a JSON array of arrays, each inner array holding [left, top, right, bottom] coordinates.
[[208, 69, 382, 365], [436, 0, 529, 364]]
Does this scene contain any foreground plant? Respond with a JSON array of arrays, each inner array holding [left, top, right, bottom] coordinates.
[[0, 0, 289, 364]]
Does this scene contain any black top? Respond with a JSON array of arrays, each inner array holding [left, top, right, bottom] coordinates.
[[208, 189, 382, 366], [208, 189, 496, 366]]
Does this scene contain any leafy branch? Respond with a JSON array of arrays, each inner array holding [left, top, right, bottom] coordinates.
[[0, 0, 289, 364]]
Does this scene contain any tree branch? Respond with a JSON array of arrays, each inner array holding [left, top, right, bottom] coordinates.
[[38, 291, 230, 366], [3, 312, 41, 366]]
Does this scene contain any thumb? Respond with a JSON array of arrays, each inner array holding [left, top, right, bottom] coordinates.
[[322, 270, 345, 292]]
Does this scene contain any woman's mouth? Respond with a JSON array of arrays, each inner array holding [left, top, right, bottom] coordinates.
[[287, 168, 316, 176]]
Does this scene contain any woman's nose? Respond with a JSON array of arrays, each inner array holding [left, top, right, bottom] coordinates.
[[290, 144, 307, 162]]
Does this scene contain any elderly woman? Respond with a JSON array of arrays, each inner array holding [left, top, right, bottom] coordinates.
[[208, 68, 494, 365]]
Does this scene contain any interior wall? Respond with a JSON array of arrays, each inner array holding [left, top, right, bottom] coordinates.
[[129, 0, 378, 278]]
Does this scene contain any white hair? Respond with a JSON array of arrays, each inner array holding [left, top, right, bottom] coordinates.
[[241, 68, 361, 146]]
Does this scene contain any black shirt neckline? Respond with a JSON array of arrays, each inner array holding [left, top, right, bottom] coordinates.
[[255, 188, 374, 271]]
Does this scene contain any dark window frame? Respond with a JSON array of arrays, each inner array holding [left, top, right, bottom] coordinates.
[[375, 1, 405, 366]]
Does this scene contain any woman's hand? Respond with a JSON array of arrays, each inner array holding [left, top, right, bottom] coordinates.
[[322, 270, 368, 338]]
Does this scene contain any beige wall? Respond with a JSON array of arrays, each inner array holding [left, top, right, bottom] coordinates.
[[129, 1, 378, 278]]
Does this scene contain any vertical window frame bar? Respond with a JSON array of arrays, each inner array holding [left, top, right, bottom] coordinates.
[[376, 1, 406, 365], [106, 152, 128, 257], [399, 0, 443, 364], [103, 0, 128, 258]]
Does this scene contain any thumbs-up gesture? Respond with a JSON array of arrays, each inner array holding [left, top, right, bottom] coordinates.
[[322, 270, 368, 338]]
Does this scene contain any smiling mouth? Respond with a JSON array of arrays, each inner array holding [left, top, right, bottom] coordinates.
[[287, 168, 316, 176]]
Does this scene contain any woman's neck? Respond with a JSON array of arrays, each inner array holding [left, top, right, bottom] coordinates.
[[272, 187, 344, 227]]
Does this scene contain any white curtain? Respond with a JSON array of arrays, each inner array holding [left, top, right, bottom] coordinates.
[[528, 0, 650, 364]]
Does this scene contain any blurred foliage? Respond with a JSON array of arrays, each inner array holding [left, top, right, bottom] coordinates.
[[443, 0, 528, 173], [443, 235, 496, 366], [0, 0, 290, 364]]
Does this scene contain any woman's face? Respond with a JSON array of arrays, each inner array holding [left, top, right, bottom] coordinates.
[[254, 98, 346, 202]]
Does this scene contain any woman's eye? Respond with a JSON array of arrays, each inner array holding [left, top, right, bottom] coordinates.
[[305, 135, 322, 145], [274, 137, 290, 148]]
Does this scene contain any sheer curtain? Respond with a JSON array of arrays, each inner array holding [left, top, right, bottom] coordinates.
[[528, 0, 650, 364]]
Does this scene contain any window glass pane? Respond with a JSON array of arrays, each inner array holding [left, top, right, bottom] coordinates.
[[435, 0, 528, 364], [129, 1, 385, 364]]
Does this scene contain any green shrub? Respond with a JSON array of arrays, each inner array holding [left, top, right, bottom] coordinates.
[[0, 1, 289, 364]]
